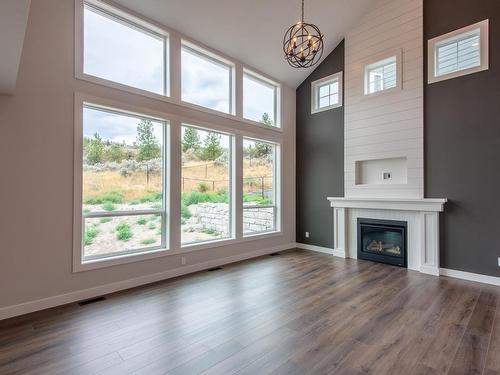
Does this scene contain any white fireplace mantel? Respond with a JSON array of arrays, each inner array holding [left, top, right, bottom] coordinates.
[[327, 197, 447, 276]]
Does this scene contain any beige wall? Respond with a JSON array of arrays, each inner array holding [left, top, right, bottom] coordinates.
[[0, 0, 296, 314]]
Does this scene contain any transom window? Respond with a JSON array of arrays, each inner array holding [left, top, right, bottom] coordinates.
[[311, 72, 343, 113], [181, 42, 234, 114], [243, 138, 279, 235], [243, 70, 280, 127], [364, 56, 398, 95], [83, 1, 167, 95], [81, 105, 168, 262], [428, 20, 489, 84]]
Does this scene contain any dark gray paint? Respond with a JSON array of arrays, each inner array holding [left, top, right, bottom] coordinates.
[[425, 0, 500, 276], [296, 41, 344, 248]]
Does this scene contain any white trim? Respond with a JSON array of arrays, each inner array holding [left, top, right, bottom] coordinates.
[[74, 0, 286, 132], [440, 268, 500, 287], [428, 19, 489, 84], [295, 242, 346, 258], [0, 243, 296, 321], [311, 71, 343, 114], [327, 197, 447, 212]]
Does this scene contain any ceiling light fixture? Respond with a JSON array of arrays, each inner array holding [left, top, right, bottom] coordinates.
[[283, 0, 324, 68]]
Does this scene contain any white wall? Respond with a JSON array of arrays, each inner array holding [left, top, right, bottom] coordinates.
[[344, 0, 424, 198], [0, 0, 296, 318]]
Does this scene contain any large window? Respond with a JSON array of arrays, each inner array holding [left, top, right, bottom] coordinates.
[[181, 126, 232, 245], [83, 2, 167, 95], [428, 20, 489, 84], [364, 55, 399, 95], [81, 105, 167, 262], [311, 72, 343, 113], [243, 138, 279, 235], [181, 42, 234, 114], [243, 70, 279, 127]]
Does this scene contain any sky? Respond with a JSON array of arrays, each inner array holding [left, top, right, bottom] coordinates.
[[83, 5, 274, 142]]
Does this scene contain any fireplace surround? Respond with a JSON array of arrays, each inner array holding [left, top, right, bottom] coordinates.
[[357, 218, 407, 267], [327, 197, 447, 275]]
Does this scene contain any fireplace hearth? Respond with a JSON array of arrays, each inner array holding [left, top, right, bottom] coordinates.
[[357, 218, 407, 267]]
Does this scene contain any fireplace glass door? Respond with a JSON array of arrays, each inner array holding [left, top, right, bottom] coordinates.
[[357, 218, 407, 267]]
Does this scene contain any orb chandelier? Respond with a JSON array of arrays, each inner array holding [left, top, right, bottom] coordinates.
[[283, 0, 324, 68]]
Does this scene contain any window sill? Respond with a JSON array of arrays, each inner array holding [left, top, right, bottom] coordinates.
[[74, 231, 283, 273], [311, 103, 343, 114]]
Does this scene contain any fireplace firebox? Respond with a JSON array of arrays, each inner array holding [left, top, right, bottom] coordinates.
[[357, 218, 407, 267]]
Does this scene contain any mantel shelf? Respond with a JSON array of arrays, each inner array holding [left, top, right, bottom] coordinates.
[[327, 197, 447, 212]]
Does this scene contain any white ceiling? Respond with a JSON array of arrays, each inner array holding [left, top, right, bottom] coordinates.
[[114, 0, 374, 88], [0, 0, 31, 94]]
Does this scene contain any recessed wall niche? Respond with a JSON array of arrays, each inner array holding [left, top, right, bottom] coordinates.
[[355, 157, 408, 186]]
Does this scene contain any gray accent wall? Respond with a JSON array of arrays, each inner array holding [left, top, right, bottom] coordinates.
[[425, 0, 500, 277], [296, 41, 344, 248]]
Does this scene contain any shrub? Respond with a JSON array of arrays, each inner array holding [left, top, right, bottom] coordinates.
[[84, 191, 124, 205], [141, 238, 156, 245], [202, 228, 219, 236], [182, 191, 228, 206], [116, 223, 132, 241], [139, 192, 162, 203], [99, 217, 112, 224], [84, 226, 99, 246], [102, 202, 117, 211], [137, 218, 147, 225], [197, 182, 210, 193], [181, 202, 191, 219], [148, 223, 156, 230], [83, 208, 91, 214]]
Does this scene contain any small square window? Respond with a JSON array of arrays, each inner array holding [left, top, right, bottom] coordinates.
[[428, 20, 488, 84], [364, 55, 400, 96], [311, 72, 343, 114]]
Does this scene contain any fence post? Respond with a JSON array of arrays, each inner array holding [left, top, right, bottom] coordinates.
[[182, 177, 185, 192], [212, 181, 215, 192], [261, 177, 264, 199]]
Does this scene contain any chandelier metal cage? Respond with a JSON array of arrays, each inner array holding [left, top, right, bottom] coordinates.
[[283, 0, 324, 68]]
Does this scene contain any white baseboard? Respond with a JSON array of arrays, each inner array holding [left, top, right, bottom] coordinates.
[[296, 243, 346, 258], [0, 243, 295, 321], [440, 268, 500, 287]]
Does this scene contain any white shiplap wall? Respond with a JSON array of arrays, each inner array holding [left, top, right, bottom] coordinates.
[[344, 0, 424, 198]]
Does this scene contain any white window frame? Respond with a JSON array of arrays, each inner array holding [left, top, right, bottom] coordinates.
[[311, 72, 343, 114], [242, 138, 281, 237], [428, 19, 489, 84], [76, 0, 170, 98], [181, 41, 236, 116], [243, 69, 281, 127], [180, 124, 235, 247], [363, 50, 402, 97]]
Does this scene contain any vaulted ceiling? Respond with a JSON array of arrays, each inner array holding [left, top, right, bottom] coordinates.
[[114, 0, 374, 88]]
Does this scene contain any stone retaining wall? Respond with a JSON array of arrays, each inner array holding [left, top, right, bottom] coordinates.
[[195, 203, 274, 235]]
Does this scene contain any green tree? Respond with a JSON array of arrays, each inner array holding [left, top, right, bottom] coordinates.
[[86, 133, 105, 165], [255, 141, 272, 159], [201, 133, 223, 161], [106, 143, 126, 163], [182, 127, 201, 152], [136, 119, 161, 161], [260, 112, 274, 127]]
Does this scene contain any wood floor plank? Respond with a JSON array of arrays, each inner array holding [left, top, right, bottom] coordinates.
[[0, 249, 498, 375]]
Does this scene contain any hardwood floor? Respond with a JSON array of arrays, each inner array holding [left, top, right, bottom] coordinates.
[[1, 249, 499, 375]]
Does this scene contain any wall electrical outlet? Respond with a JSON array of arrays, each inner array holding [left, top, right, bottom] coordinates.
[[383, 172, 392, 180], [181, 256, 186, 266], [305, 232, 310, 238]]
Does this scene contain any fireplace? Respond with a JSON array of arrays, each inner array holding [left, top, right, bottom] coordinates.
[[357, 218, 407, 267]]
